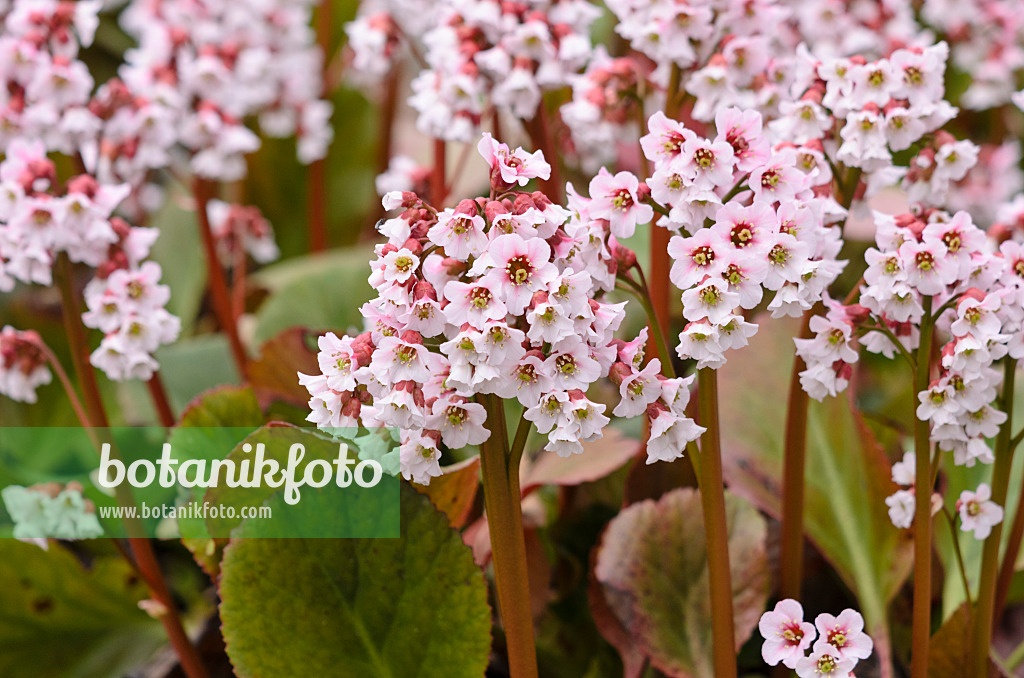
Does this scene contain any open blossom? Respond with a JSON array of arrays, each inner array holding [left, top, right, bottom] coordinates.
[[795, 641, 856, 678], [759, 599, 816, 669], [957, 484, 1004, 540], [814, 610, 873, 662], [586, 169, 654, 239], [478, 133, 550, 187]]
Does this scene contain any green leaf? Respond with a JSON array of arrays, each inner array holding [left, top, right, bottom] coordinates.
[[717, 314, 913, 672], [0, 540, 163, 678], [251, 247, 375, 345], [219, 483, 492, 678], [147, 193, 207, 334], [593, 488, 769, 678], [153, 335, 242, 414]]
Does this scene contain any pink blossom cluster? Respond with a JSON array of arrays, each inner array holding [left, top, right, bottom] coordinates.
[[921, 0, 1024, 110], [632, 108, 844, 368], [107, 0, 333, 183], [759, 599, 873, 677], [559, 48, 648, 170], [299, 133, 703, 482], [402, 0, 598, 142], [0, 0, 100, 154], [0, 138, 179, 386], [0, 326, 50, 403], [206, 200, 279, 267], [82, 261, 180, 382], [796, 209, 1022, 530]]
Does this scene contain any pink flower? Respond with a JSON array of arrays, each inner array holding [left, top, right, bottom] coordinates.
[[427, 207, 487, 261], [814, 610, 873, 662], [640, 111, 692, 168], [477, 233, 557, 315], [668, 230, 728, 290], [795, 641, 856, 678], [759, 599, 816, 668], [443, 280, 508, 328], [477, 132, 551, 188], [957, 483, 1004, 540], [714, 107, 769, 172], [587, 168, 654, 238]]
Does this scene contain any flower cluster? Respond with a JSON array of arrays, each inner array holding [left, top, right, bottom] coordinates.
[[759, 599, 873, 677], [0, 0, 99, 154], [404, 0, 599, 141], [797, 209, 1021, 530], [0, 326, 50, 403], [299, 133, 702, 482], [1, 481, 103, 548], [632, 107, 844, 368], [206, 200, 280, 267], [82, 261, 180, 382], [112, 0, 333, 180]]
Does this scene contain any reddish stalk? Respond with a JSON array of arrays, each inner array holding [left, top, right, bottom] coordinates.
[[522, 106, 563, 203], [778, 310, 813, 602], [307, 0, 332, 252], [192, 178, 249, 379], [995, 452, 1024, 623], [696, 368, 737, 678], [479, 395, 539, 678], [430, 139, 447, 207], [56, 257, 209, 678], [232, 240, 247, 323], [36, 340, 93, 434], [56, 253, 109, 428], [910, 297, 935, 678], [146, 372, 176, 427]]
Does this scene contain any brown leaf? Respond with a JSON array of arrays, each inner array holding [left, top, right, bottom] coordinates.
[[414, 456, 481, 529], [248, 328, 320, 408]]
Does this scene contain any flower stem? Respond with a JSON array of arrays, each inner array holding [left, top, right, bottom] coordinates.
[[995, 439, 1024, 621], [307, 0, 331, 252], [56, 253, 109, 428], [696, 367, 737, 678], [56, 256, 208, 678], [430, 139, 446, 207], [147, 372, 176, 427], [192, 177, 249, 379], [910, 296, 935, 678], [970, 357, 1017, 678], [523, 105, 563, 203], [779, 310, 813, 603], [479, 394, 538, 678]]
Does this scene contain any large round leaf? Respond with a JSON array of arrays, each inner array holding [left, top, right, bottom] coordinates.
[[593, 487, 769, 678], [219, 482, 492, 678]]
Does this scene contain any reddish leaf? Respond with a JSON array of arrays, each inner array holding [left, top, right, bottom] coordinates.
[[521, 428, 639, 494], [593, 488, 769, 678], [414, 456, 481, 529], [248, 328, 320, 408]]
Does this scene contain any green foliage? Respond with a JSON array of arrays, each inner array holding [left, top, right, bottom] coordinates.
[[717, 313, 913, 673], [251, 247, 376, 345], [219, 483, 492, 678], [0, 541, 163, 678]]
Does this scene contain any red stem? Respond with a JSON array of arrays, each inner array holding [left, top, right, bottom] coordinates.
[[307, 0, 332, 252], [192, 178, 249, 380], [431, 139, 446, 207], [56, 257, 208, 678], [146, 372, 176, 427], [522, 106, 563, 203]]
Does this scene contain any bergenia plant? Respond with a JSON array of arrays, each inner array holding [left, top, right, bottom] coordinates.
[[4, 0, 1024, 677]]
